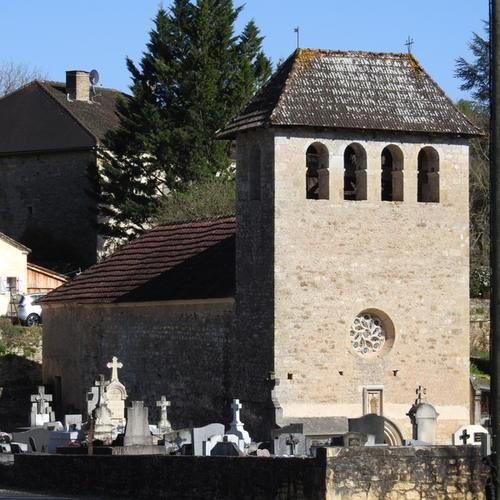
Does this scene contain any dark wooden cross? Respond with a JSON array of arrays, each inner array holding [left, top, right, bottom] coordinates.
[[459, 428, 471, 445], [286, 434, 299, 455], [405, 36, 414, 54]]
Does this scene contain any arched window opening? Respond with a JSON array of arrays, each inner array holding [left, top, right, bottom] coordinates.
[[344, 144, 367, 201], [306, 143, 329, 200], [249, 145, 262, 201], [381, 145, 404, 202], [417, 147, 439, 203]]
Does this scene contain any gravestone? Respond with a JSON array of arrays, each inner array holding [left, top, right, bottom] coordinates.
[[124, 401, 153, 446], [452, 424, 489, 446], [227, 399, 251, 445], [64, 414, 82, 431], [407, 388, 439, 445], [86, 386, 100, 418], [348, 414, 385, 444], [211, 437, 245, 457], [104, 356, 127, 429], [272, 424, 307, 456], [156, 396, 172, 434], [192, 423, 225, 456], [30, 386, 55, 427]]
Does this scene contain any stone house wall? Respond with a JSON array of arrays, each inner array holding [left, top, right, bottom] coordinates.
[[42, 299, 233, 427], [0, 150, 98, 270]]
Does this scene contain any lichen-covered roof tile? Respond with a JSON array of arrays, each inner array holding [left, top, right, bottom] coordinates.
[[217, 49, 482, 138]]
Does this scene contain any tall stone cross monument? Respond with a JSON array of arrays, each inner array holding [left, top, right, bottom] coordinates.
[[30, 386, 55, 427], [228, 399, 251, 445], [104, 356, 127, 428]]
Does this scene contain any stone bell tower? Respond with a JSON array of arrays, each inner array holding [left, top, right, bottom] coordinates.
[[218, 48, 482, 443]]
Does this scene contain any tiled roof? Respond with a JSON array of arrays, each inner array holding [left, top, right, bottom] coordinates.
[[218, 49, 482, 138], [42, 217, 236, 304], [38, 81, 123, 143]]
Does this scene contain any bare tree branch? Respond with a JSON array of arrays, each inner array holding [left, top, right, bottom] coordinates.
[[0, 61, 47, 97]]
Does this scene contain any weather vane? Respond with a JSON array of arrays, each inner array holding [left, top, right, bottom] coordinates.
[[405, 36, 414, 54], [294, 26, 300, 49]]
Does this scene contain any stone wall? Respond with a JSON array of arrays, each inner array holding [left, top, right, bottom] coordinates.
[[0, 150, 99, 270], [42, 300, 233, 428], [470, 299, 489, 354], [271, 129, 470, 444], [326, 446, 489, 500], [0, 447, 488, 499]]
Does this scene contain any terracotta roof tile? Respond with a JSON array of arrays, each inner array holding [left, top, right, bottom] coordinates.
[[42, 217, 236, 304]]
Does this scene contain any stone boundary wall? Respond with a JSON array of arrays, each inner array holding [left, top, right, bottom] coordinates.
[[470, 299, 490, 354], [326, 446, 489, 500], [0, 447, 489, 500]]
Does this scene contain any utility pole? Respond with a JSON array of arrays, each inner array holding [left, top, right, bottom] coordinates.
[[491, 0, 500, 497]]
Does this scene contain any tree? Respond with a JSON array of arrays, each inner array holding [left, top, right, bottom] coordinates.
[[455, 24, 490, 297], [100, 1, 272, 240], [0, 61, 46, 97]]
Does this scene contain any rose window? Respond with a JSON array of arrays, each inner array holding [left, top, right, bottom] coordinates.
[[350, 313, 386, 355]]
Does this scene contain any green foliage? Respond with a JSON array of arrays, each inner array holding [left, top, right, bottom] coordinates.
[[470, 266, 491, 299], [470, 362, 489, 378], [0, 318, 42, 360], [455, 23, 490, 108], [100, 1, 271, 240], [154, 178, 235, 225]]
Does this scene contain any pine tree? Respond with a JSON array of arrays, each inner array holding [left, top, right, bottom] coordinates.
[[100, 1, 271, 241]]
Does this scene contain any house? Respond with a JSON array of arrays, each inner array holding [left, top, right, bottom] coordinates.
[[27, 263, 67, 294], [0, 233, 29, 316], [42, 49, 481, 444], [0, 71, 125, 272]]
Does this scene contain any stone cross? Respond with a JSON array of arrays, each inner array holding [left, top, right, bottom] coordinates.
[[95, 374, 109, 404], [106, 356, 123, 382], [30, 386, 52, 414], [156, 395, 171, 431], [231, 399, 242, 425], [460, 428, 471, 445]]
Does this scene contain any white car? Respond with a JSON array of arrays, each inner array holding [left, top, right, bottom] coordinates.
[[17, 293, 45, 326]]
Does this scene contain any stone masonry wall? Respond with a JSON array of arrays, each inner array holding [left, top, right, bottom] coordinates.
[[0, 150, 98, 270], [233, 129, 277, 440], [0, 447, 488, 499], [470, 299, 489, 354], [272, 129, 470, 444], [326, 446, 489, 500], [42, 300, 233, 428]]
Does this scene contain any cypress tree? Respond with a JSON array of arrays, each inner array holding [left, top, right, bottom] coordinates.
[[100, 1, 271, 241]]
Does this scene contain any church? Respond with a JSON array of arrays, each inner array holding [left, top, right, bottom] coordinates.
[[41, 49, 481, 445]]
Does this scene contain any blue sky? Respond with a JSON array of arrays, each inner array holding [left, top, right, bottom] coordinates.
[[0, 0, 489, 102]]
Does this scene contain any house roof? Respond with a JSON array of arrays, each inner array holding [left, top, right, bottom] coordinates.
[[38, 81, 123, 143], [41, 217, 236, 304], [0, 233, 30, 253], [217, 49, 482, 139], [27, 263, 68, 283], [0, 80, 124, 154]]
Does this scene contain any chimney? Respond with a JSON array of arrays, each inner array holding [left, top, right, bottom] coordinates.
[[66, 70, 90, 101]]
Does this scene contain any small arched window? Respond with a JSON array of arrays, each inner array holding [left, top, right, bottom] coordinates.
[[249, 145, 262, 201], [306, 143, 329, 200], [381, 145, 404, 202], [417, 147, 439, 203], [344, 143, 367, 201]]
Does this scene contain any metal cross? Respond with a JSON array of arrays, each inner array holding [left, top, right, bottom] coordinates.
[[415, 385, 426, 404], [459, 428, 471, 445], [286, 434, 299, 455], [30, 386, 52, 414], [405, 36, 414, 54], [294, 26, 300, 49], [106, 356, 123, 382]]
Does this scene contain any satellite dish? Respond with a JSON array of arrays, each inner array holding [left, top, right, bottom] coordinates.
[[89, 70, 100, 86]]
